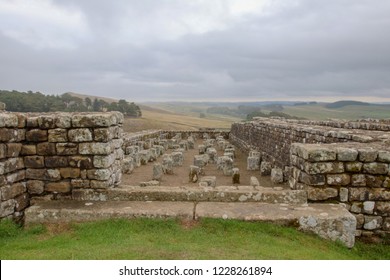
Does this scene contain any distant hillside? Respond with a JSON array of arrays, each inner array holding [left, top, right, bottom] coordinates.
[[325, 100, 370, 108]]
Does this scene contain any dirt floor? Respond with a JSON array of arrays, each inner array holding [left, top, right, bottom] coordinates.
[[121, 139, 288, 189]]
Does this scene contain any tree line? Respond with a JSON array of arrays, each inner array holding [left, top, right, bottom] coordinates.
[[0, 90, 142, 117]]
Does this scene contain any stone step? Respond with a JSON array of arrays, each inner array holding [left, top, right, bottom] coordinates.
[[71, 185, 307, 204], [25, 200, 356, 248]]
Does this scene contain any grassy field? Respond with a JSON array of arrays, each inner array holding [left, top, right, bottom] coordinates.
[[123, 105, 241, 132], [282, 104, 390, 120], [0, 218, 389, 260]]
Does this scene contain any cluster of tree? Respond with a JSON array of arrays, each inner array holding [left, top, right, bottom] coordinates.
[[0, 90, 142, 117]]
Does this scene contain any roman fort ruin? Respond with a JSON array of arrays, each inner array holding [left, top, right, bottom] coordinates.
[[1, 111, 390, 248]]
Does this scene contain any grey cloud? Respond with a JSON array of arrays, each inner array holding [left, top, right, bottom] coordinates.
[[1, 0, 390, 101]]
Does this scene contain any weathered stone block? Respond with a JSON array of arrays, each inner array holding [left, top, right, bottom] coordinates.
[[0, 199, 16, 218], [217, 140, 226, 151], [162, 155, 174, 175], [6, 170, 25, 184], [20, 144, 36, 156], [349, 188, 369, 201], [15, 193, 29, 211], [149, 148, 158, 162], [45, 156, 68, 168], [365, 175, 385, 188], [199, 176, 216, 188], [198, 144, 206, 154], [345, 162, 363, 172], [339, 187, 349, 202], [375, 201, 390, 216], [179, 140, 188, 151], [383, 218, 390, 231], [90, 179, 113, 189], [68, 128, 93, 142], [139, 180, 160, 187], [232, 168, 240, 184], [189, 165, 201, 183], [363, 162, 388, 175], [153, 145, 165, 156], [187, 137, 195, 149], [26, 168, 61, 181], [299, 172, 325, 186], [122, 157, 134, 174], [271, 167, 284, 184], [383, 177, 390, 188], [37, 142, 56, 156], [152, 163, 163, 181], [171, 151, 184, 167], [247, 156, 260, 171], [0, 144, 6, 159], [307, 187, 338, 201], [298, 211, 356, 248], [378, 150, 390, 163], [26, 129, 47, 142], [0, 182, 26, 200], [364, 216, 382, 230], [26, 180, 45, 194], [250, 176, 260, 187], [2, 158, 25, 174], [37, 116, 55, 129], [351, 202, 362, 213], [0, 128, 25, 142], [327, 174, 350, 186], [206, 147, 217, 163], [72, 113, 117, 128], [351, 174, 366, 187], [68, 156, 93, 169], [48, 129, 68, 142], [139, 150, 150, 165], [45, 181, 71, 193], [337, 147, 358, 161], [54, 114, 72, 128], [367, 188, 390, 200], [93, 154, 116, 168], [0, 113, 18, 127], [60, 168, 81, 179], [125, 145, 139, 155], [353, 214, 365, 229], [94, 128, 113, 142], [56, 143, 78, 155], [358, 148, 378, 162], [79, 142, 112, 155], [296, 144, 337, 162], [6, 143, 22, 157], [260, 161, 272, 176], [24, 156, 45, 168], [304, 162, 344, 174], [87, 169, 111, 181], [363, 201, 375, 214], [71, 179, 90, 188]]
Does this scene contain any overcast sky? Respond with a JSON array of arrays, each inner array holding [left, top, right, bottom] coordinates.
[[1, 0, 390, 102]]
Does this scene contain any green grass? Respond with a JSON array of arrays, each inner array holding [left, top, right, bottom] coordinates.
[[0, 218, 389, 260]]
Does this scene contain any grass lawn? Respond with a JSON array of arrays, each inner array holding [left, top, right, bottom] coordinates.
[[0, 218, 389, 260]]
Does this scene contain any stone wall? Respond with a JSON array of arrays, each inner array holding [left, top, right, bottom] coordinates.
[[230, 117, 390, 238], [290, 142, 390, 238], [0, 112, 124, 221], [230, 117, 390, 168]]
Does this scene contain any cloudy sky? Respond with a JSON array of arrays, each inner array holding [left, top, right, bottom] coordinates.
[[1, 0, 390, 102]]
